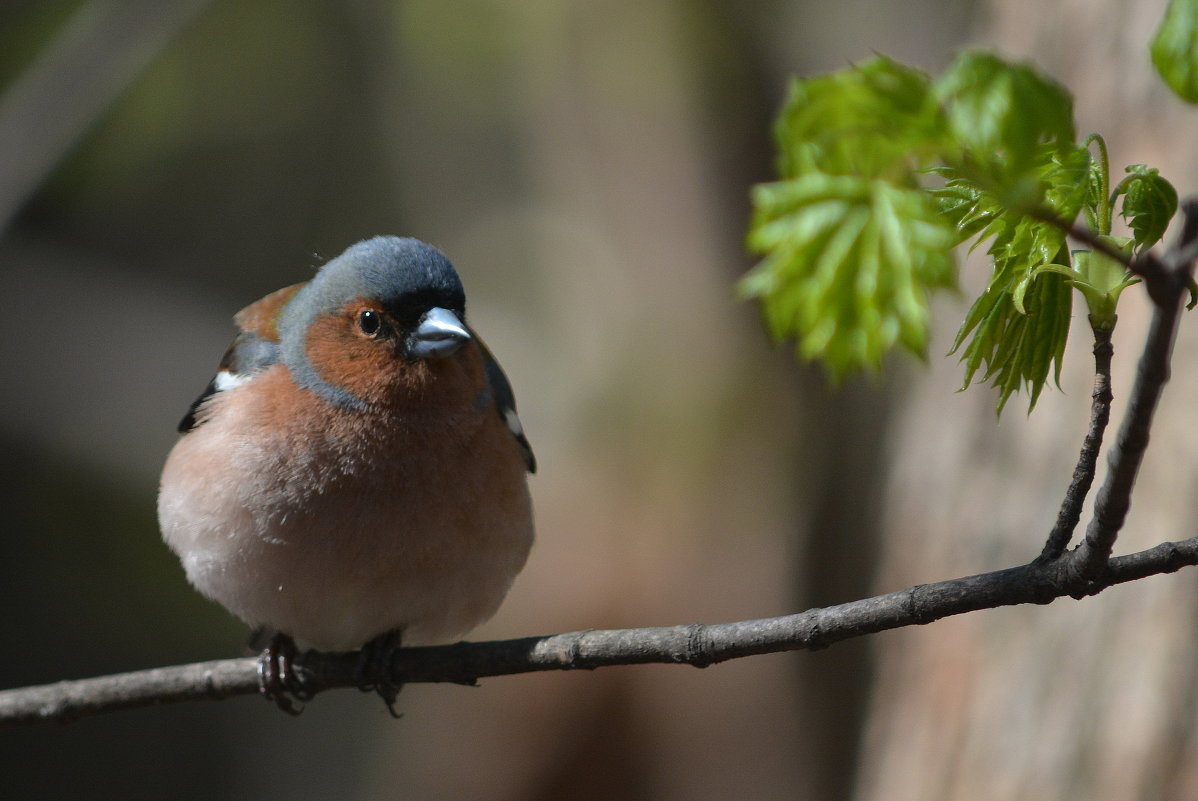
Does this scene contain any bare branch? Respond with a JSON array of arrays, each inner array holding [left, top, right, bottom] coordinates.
[[1038, 325, 1114, 562], [1066, 199, 1198, 579], [4, 535, 1198, 727]]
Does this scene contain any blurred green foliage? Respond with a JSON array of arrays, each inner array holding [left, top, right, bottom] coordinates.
[[1152, 0, 1198, 103], [744, 42, 1187, 413]]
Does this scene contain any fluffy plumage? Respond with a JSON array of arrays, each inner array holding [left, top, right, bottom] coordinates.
[[159, 237, 535, 653]]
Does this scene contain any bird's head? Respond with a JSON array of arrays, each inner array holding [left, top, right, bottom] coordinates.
[[279, 237, 476, 409]]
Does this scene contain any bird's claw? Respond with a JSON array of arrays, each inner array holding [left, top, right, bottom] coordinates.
[[257, 632, 312, 715], [354, 629, 404, 718]]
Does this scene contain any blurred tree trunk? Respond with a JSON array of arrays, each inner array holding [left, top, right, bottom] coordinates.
[[856, 2, 1198, 799], [349, 2, 969, 799]]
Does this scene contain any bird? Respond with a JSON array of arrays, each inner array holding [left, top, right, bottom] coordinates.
[[157, 236, 535, 713]]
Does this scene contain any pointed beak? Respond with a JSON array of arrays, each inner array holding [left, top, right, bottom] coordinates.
[[407, 307, 471, 359]]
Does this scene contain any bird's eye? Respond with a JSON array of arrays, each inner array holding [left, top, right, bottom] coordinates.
[[357, 309, 383, 337]]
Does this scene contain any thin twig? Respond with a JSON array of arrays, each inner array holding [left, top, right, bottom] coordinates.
[[6, 206, 1196, 727], [1025, 205, 1157, 278], [1066, 199, 1198, 580], [4, 534, 1198, 727], [1067, 276, 1180, 577], [1038, 324, 1113, 562]]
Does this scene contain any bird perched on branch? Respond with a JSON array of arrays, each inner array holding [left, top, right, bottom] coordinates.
[[158, 236, 536, 713]]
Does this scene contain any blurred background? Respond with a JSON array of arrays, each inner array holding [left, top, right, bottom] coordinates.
[[2, 0, 1196, 799]]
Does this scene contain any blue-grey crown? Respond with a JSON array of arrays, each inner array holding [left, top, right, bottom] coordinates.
[[306, 237, 464, 319]]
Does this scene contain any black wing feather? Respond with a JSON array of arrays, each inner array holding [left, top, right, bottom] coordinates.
[[483, 351, 536, 474], [177, 332, 281, 433]]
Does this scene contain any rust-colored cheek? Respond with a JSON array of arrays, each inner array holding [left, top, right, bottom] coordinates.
[[303, 314, 407, 405], [301, 307, 486, 410]]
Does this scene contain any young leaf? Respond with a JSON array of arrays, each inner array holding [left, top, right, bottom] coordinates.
[[953, 264, 1072, 414], [943, 145, 1088, 414], [1042, 145, 1092, 226], [1082, 133, 1112, 235], [1070, 245, 1139, 331], [934, 145, 1088, 277], [773, 56, 946, 180], [934, 51, 1075, 173], [929, 171, 1004, 243], [746, 50, 1099, 413], [1116, 165, 1178, 250], [1152, 0, 1198, 104], [743, 174, 958, 378]]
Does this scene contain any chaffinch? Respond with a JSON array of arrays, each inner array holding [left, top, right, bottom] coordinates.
[[158, 236, 535, 712]]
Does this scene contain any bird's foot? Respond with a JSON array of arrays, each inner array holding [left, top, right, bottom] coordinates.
[[355, 629, 404, 718], [257, 632, 312, 715]]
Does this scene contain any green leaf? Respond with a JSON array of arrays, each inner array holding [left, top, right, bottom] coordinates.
[[934, 51, 1075, 173], [774, 56, 946, 180], [929, 170, 1005, 243], [1082, 133, 1112, 234], [1116, 164, 1178, 250], [943, 144, 1088, 414], [747, 50, 1100, 412], [1152, 0, 1198, 103], [742, 174, 958, 379], [928, 143, 1089, 260], [1013, 261, 1075, 315], [1042, 145, 1092, 224], [953, 266, 1072, 414], [1069, 237, 1137, 330], [995, 143, 1091, 253]]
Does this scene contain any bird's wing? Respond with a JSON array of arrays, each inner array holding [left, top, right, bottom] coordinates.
[[475, 335, 536, 474], [177, 283, 306, 433]]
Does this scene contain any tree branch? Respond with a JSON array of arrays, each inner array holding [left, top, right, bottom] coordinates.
[[6, 198, 1196, 728], [3, 535, 1198, 727], [1065, 199, 1198, 580], [1038, 324, 1113, 562]]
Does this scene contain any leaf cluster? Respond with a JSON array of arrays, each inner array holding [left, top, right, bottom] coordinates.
[[744, 4, 1197, 413]]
